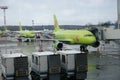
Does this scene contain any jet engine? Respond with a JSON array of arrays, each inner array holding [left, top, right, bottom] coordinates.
[[53, 41, 63, 51]]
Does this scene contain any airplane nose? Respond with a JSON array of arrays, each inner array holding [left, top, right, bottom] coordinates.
[[87, 37, 96, 44]]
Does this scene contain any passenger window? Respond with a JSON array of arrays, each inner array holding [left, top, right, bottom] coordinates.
[[62, 55, 65, 63], [84, 34, 93, 37], [35, 57, 38, 65]]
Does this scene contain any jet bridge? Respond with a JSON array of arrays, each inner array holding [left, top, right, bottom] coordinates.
[[96, 27, 120, 41], [103, 28, 120, 40]]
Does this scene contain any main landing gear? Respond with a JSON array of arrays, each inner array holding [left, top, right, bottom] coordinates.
[[80, 45, 88, 52]]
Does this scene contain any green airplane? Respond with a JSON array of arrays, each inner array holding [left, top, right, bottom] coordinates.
[[0, 30, 3, 36], [0, 30, 9, 37], [18, 22, 35, 38], [53, 15, 100, 51]]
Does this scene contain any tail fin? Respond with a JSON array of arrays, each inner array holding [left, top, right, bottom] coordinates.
[[19, 22, 23, 31], [53, 15, 61, 31]]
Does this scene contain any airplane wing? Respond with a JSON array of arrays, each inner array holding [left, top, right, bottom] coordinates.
[[32, 30, 43, 33], [57, 39, 72, 44]]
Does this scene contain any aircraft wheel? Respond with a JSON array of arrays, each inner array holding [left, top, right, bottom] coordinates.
[[80, 46, 85, 51], [80, 46, 88, 52]]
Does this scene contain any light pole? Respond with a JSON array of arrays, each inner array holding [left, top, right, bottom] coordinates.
[[32, 20, 34, 30], [0, 6, 8, 31], [117, 0, 120, 29]]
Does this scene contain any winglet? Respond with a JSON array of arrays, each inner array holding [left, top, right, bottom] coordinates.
[[19, 22, 22, 31], [53, 15, 61, 31]]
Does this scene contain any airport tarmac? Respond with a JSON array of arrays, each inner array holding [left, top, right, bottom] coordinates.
[[0, 40, 120, 80]]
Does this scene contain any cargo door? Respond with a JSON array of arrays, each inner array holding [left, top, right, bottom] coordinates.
[[75, 53, 88, 72], [48, 54, 61, 74], [14, 57, 28, 77], [75, 53, 88, 79]]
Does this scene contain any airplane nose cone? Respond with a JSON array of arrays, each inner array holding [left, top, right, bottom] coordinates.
[[86, 37, 96, 44]]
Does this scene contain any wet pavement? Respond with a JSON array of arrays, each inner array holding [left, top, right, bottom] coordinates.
[[87, 52, 120, 80], [0, 39, 120, 80]]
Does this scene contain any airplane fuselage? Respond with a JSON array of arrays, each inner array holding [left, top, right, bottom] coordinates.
[[54, 30, 96, 45], [20, 30, 35, 38]]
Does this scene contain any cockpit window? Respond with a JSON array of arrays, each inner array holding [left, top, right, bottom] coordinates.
[[84, 34, 94, 37]]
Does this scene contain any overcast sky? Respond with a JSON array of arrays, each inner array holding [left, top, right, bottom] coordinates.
[[0, 0, 117, 25]]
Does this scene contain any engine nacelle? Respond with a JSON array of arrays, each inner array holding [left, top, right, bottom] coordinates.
[[53, 41, 63, 51]]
